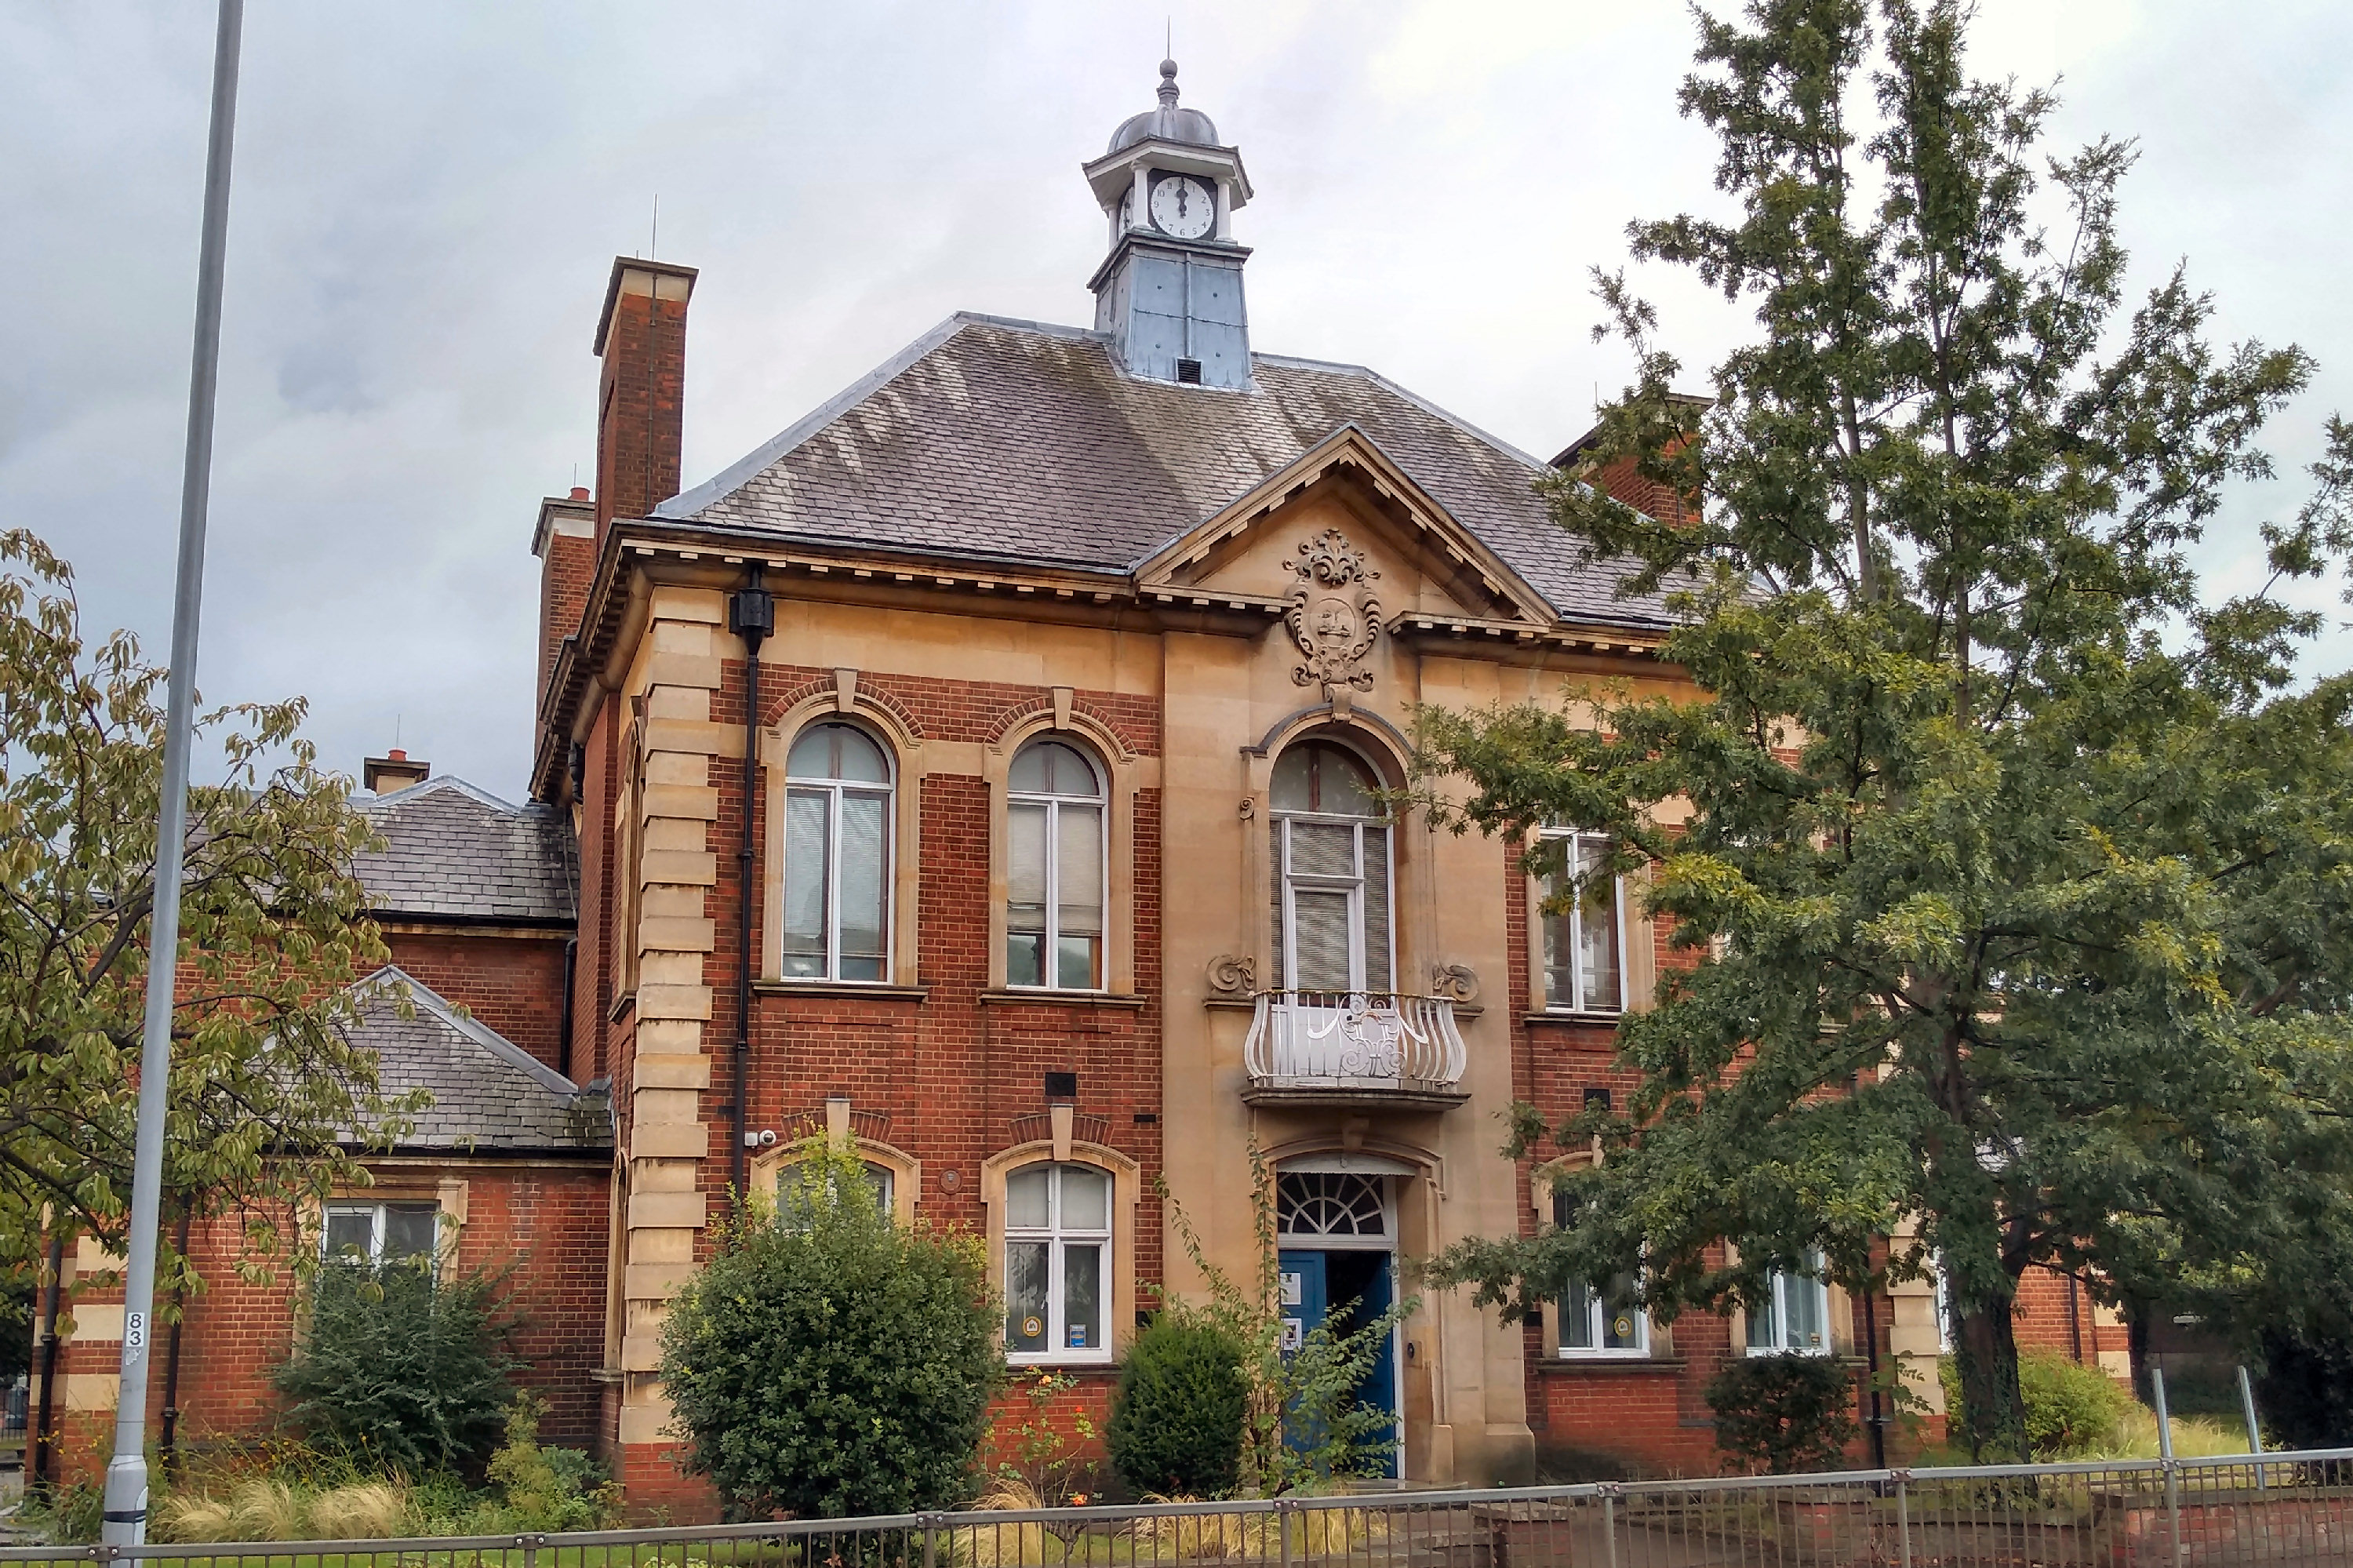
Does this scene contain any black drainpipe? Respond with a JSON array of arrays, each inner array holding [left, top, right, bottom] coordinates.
[[726, 565, 774, 1202], [32, 1231, 64, 1492], [558, 936, 578, 1082], [158, 1206, 193, 1478]]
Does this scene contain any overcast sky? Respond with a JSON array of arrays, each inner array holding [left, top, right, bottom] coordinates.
[[5, 1, 2349, 804]]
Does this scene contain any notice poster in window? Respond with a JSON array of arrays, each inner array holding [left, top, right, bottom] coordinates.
[[1067, 1323, 1088, 1348]]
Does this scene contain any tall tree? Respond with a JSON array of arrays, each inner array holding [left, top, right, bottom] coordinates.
[[1419, 0, 2353, 1460], [0, 529, 417, 1293]]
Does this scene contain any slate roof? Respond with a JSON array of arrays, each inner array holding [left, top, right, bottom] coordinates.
[[356, 777, 576, 925], [655, 314, 1674, 629], [348, 966, 609, 1153]]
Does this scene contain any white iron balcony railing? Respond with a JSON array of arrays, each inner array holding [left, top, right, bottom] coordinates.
[[1241, 990, 1468, 1104]]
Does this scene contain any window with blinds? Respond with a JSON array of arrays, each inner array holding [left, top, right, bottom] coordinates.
[[1006, 739, 1107, 989], [781, 722, 893, 982], [1269, 741, 1393, 993]]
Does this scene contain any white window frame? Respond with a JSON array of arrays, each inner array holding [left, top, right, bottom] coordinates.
[[1546, 1186, 1649, 1359], [1558, 1271, 1652, 1359], [1932, 1250, 1955, 1355], [1747, 1251, 1835, 1356], [1277, 814, 1391, 993], [780, 723, 895, 984], [322, 1201, 440, 1272], [1539, 827, 1627, 1014], [1002, 1162, 1114, 1366], [1271, 742, 1394, 995], [1006, 740, 1108, 992]]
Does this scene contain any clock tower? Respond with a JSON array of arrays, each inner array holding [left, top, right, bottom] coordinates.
[[1082, 60, 1254, 389]]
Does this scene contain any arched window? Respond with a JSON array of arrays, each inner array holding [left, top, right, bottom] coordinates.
[[1002, 1162, 1112, 1362], [1270, 740, 1391, 993], [1007, 739, 1106, 990], [782, 722, 892, 982], [778, 1158, 896, 1221], [1550, 1187, 1648, 1357]]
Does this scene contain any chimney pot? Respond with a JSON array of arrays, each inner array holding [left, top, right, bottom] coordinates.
[[569, 486, 590, 501]]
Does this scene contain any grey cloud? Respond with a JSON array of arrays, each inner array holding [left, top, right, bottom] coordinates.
[[5, 1, 2348, 803]]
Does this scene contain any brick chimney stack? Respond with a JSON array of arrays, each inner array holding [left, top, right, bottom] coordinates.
[[533, 486, 596, 707], [591, 256, 698, 537], [1551, 394, 1710, 529]]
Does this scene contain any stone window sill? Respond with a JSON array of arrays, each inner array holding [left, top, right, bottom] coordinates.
[[1539, 1356, 1686, 1374], [1526, 1010, 1628, 1028], [753, 980, 929, 1002], [981, 989, 1147, 1009]]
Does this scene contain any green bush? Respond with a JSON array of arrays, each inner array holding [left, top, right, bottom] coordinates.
[[486, 1393, 620, 1531], [1938, 1351, 2132, 1457], [659, 1141, 1002, 1519], [1705, 1353, 1860, 1474], [27, 1480, 105, 1544], [2257, 1308, 2353, 1449], [1107, 1316, 1248, 1497], [271, 1259, 520, 1476]]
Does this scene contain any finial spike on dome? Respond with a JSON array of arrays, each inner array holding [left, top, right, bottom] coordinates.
[[1158, 56, 1180, 107]]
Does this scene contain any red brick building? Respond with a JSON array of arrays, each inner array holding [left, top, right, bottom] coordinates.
[[30, 60, 2124, 1506]]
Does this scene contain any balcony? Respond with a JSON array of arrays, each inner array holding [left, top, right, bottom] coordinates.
[[1240, 990, 1469, 1110]]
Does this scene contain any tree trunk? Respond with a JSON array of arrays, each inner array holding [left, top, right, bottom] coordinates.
[[1954, 1298, 2030, 1461]]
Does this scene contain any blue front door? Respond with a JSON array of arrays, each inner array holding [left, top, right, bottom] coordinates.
[[1278, 1247, 1399, 1479]]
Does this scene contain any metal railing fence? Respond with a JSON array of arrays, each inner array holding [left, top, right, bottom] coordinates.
[[8, 1449, 2351, 1568], [1242, 990, 1467, 1090]]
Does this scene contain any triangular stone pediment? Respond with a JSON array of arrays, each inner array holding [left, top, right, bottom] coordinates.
[[1136, 424, 1556, 628]]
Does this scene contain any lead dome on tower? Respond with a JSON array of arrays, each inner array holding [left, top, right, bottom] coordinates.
[[1107, 59, 1220, 153]]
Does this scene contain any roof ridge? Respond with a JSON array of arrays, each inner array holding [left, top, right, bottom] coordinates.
[[362, 964, 582, 1097], [362, 775, 527, 814], [951, 311, 1104, 342], [1254, 353, 1553, 475]]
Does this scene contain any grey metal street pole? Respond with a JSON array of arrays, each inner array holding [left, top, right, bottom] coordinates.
[[101, 0, 243, 1544]]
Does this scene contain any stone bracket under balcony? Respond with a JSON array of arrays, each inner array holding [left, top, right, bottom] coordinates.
[[1240, 990, 1470, 1111]]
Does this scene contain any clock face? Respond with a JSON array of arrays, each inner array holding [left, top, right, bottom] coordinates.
[[1150, 174, 1217, 239]]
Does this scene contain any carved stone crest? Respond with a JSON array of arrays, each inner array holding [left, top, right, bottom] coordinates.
[[1285, 529, 1382, 695]]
